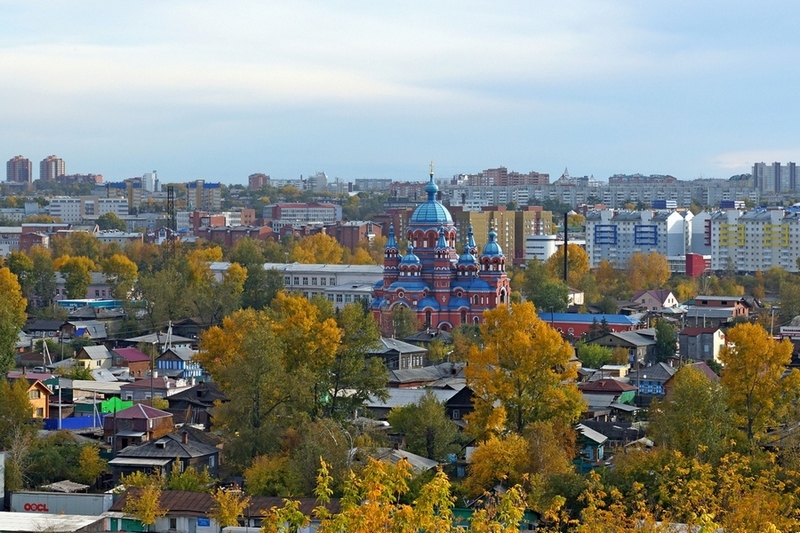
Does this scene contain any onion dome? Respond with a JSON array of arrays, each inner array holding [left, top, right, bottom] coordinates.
[[466, 224, 478, 255], [385, 224, 398, 250], [399, 245, 421, 267], [457, 249, 478, 269], [410, 170, 453, 225], [481, 230, 504, 257]]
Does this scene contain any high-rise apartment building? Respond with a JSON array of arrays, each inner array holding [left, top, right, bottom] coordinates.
[[248, 173, 270, 191], [585, 209, 692, 269], [39, 155, 65, 181], [6, 156, 32, 183], [187, 180, 222, 211], [47, 196, 129, 224], [752, 162, 798, 193]]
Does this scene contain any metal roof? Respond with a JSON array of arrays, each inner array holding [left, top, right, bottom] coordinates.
[[0, 513, 105, 532], [108, 457, 172, 467], [366, 388, 459, 410]]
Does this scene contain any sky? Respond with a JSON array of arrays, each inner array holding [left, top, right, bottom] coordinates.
[[2, 1, 800, 185]]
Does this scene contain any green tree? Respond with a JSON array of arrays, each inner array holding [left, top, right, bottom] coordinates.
[[390, 305, 419, 338], [575, 341, 613, 369], [165, 466, 214, 492], [241, 266, 284, 310], [720, 322, 800, 444], [0, 268, 27, 373], [465, 302, 583, 437], [320, 303, 387, 419], [27, 246, 57, 310], [520, 259, 568, 312], [648, 365, 734, 463], [0, 378, 39, 450], [6, 251, 33, 304], [388, 390, 463, 461], [244, 454, 303, 497], [97, 212, 127, 231], [654, 320, 677, 363]]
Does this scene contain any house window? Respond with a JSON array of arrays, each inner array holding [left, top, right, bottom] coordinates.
[[169, 518, 177, 530], [209, 455, 216, 467], [336, 294, 343, 303], [107, 436, 113, 444], [321, 278, 327, 286], [345, 295, 352, 303], [302, 277, 308, 285], [29, 390, 40, 399], [284, 276, 290, 285], [312, 277, 317, 285], [95, 290, 100, 297], [330, 277, 336, 285], [36, 408, 44, 417], [452, 409, 461, 420], [293, 277, 299, 285]]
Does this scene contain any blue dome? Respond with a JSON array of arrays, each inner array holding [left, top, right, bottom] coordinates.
[[410, 172, 453, 225], [400, 245, 421, 265], [458, 251, 477, 265], [481, 230, 504, 257]]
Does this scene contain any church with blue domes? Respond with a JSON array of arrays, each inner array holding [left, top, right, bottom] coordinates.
[[371, 169, 511, 335]]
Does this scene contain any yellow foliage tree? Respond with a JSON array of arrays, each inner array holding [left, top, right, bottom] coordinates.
[[101, 253, 138, 298], [626, 252, 671, 291], [0, 267, 27, 373], [289, 233, 344, 264], [545, 243, 589, 288], [720, 322, 800, 443], [465, 302, 583, 438], [209, 487, 251, 528], [465, 434, 530, 497]]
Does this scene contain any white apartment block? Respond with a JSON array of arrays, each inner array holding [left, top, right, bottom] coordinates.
[[525, 234, 558, 262], [48, 196, 129, 224], [706, 208, 800, 272], [266, 203, 341, 231], [584, 209, 691, 269]]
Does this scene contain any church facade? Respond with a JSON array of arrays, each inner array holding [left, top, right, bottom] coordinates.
[[371, 170, 511, 335]]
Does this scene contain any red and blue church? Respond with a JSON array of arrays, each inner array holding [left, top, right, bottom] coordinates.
[[371, 170, 511, 335]]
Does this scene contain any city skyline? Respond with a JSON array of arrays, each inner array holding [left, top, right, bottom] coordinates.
[[2, 2, 800, 184]]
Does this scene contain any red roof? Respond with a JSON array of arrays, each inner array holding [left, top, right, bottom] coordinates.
[[580, 378, 637, 393], [114, 404, 172, 419], [113, 347, 151, 363]]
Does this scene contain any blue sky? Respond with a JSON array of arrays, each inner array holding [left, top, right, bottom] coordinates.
[[2, 1, 800, 185]]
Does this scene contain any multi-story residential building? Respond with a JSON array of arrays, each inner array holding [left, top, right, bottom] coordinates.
[[355, 178, 393, 191], [106, 181, 143, 209], [525, 234, 558, 262], [335, 221, 381, 252], [95, 231, 143, 246], [705, 207, 800, 272], [47, 196, 128, 224], [248, 173, 270, 190], [57, 173, 103, 185], [187, 180, 221, 211], [266, 202, 341, 231], [451, 206, 553, 266], [456, 167, 550, 187], [584, 209, 691, 269], [0, 226, 22, 255], [39, 155, 65, 181], [6, 155, 32, 183], [752, 162, 798, 194]]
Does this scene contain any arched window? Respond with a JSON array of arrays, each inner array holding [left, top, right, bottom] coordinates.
[[473, 316, 480, 325], [499, 290, 506, 304], [461, 310, 467, 324], [425, 310, 432, 328]]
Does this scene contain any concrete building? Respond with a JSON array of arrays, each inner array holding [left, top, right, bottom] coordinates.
[[7, 155, 32, 183], [47, 197, 129, 224], [248, 173, 270, 190], [753, 162, 798, 194], [266, 202, 341, 231], [525, 234, 558, 262], [585, 209, 691, 269], [187, 180, 221, 211], [39, 155, 65, 181]]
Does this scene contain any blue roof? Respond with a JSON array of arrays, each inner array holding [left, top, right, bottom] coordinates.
[[410, 173, 453, 225], [385, 224, 398, 249], [448, 297, 470, 309], [481, 230, 503, 257], [387, 281, 430, 291], [418, 296, 440, 310], [538, 312, 642, 326], [399, 245, 421, 265], [457, 252, 477, 265]]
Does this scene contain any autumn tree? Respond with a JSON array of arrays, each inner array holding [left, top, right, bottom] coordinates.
[[75, 445, 107, 486], [122, 476, 167, 528], [465, 302, 583, 438], [53, 255, 97, 299], [648, 365, 734, 463], [101, 253, 138, 299], [209, 487, 250, 528], [720, 322, 800, 444], [464, 434, 530, 497], [593, 259, 623, 299], [575, 341, 613, 369], [289, 233, 344, 264], [626, 252, 671, 291], [546, 243, 590, 288], [51, 232, 102, 262], [388, 390, 463, 461], [0, 378, 38, 450], [165, 466, 214, 492], [186, 261, 246, 326], [25, 246, 56, 310], [245, 454, 304, 497], [0, 268, 27, 373], [136, 267, 191, 332]]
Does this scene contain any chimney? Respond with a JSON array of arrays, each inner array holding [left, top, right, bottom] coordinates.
[[182, 431, 188, 444]]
